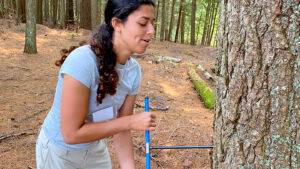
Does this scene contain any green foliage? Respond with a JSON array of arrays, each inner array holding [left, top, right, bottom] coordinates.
[[184, 52, 194, 56]]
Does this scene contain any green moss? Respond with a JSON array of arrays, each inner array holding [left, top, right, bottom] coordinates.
[[188, 67, 215, 109]]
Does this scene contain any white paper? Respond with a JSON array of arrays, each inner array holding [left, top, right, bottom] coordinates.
[[92, 106, 115, 122]]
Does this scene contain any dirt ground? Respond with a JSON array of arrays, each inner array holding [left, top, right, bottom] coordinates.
[[0, 22, 216, 169]]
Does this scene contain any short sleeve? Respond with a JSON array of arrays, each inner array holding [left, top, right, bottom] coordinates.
[[60, 47, 95, 88], [128, 64, 142, 95]]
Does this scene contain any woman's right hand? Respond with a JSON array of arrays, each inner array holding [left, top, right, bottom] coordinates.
[[129, 112, 156, 131]]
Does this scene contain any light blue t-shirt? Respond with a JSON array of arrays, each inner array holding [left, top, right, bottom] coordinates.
[[42, 45, 141, 151]]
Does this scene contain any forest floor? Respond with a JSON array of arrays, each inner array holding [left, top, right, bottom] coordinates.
[[0, 22, 217, 169]]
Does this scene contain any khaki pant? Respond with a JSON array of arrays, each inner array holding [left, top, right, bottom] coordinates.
[[36, 129, 112, 169]]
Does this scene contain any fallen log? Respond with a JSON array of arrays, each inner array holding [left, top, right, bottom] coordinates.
[[188, 67, 215, 109], [156, 56, 182, 63], [196, 64, 215, 82]]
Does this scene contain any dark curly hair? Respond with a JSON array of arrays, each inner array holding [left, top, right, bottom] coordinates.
[[55, 0, 155, 104]]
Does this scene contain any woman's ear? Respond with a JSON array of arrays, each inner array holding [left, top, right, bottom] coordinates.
[[111, 17, 122, 32]]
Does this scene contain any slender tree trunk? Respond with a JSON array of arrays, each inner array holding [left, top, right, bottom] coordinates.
[[208, 1, 218, 46], [97, 0, 102, 25], [59, 0, 66, 28], [159, 0, 166, 41], [201, 0, 211, 46], [43, 0, 49, 23], [49, 0, 58, 28], [164, 0, 169, 41], [180, 7, 185, 44], [175, 0, 184, 43], [91, 0, 100, 29], [190, 0, 196, 45], [80, 0, 91, 30], [66, 0, 74, 24], [24, 0, 37, 54], [213, 0, 300, 168], [154, 0, 160, 39], [53, 0, 57, 25], [196, 8, 203, 44], [16, 0, 26, 23], [36, 0, 43, 24], [167, 0, 176, 41]]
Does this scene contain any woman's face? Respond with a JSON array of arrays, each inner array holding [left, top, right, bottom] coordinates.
[[117, 5, 155, 54]]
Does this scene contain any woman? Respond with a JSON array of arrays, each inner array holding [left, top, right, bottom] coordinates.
[[36, 0, 156, 168]]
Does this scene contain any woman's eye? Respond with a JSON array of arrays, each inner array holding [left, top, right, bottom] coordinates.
[[139, 23, 146, 27]]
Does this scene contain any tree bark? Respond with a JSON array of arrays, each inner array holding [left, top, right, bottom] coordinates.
[[175, 0, 184, 43], [16, 0, 26, 23], [24, 0, 37, 54], [160, 0, 166, 41], [164, 0, 169, 41], [180, 7, 185, 44], [91, 0, 100, 29], [213, 0, 300, 168], [154, 0, 160, 39], [167, 0, 176, 41], [80, 0, 91, 30], [36, 0, 43, 24], [66, 0, 74, 24], [201, 0, 211, 46], [59, 0, 66, 28], [190, 0, 196, 45], [43, 0, 49, 23]]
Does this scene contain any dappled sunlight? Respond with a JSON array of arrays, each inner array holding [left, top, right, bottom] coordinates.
[[160, 82, 180, 97]]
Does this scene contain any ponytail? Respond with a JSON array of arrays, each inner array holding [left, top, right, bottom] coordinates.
[[90, 24, 119, 104]]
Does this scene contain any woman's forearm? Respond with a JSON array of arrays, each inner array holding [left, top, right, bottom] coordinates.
[[63, 115, 131, 144], [113, 130, 135, 169]]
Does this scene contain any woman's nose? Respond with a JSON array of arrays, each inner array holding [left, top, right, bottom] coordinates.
[[147, 23, 155, 36]]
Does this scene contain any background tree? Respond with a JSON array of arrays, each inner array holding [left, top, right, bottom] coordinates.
[[24, 0, 37, 54], [190, 0, 196, 45], [80, 0, 91, 30], [174, 0, 184, 43], [66, 0, 74, 25], [213, 0, 299, 168], [159, 0, 165, 41], [167, 0, 176, 41], [16, 0, 26, 23], [180, 5, 185, 44], [91, 0, 100, 29], [37, 0, 43, 24], [59, 0, 66, 28]]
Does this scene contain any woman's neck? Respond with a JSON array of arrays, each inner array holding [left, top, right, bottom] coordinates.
[[113, 34, 133, 65]]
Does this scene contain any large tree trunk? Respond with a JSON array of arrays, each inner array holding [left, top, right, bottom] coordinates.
[[159, 0, 165, 41], [213, 0, 300, 168], [80, 0, 91, 30], [190, 0, 196, 45], [24, 0, 37, 54]]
